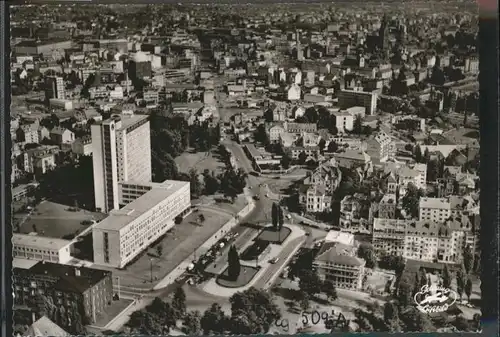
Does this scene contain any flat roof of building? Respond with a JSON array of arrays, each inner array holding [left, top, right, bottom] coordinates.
[[15, 261, 111, 293], [116, 114, 149, 131], [12, 258, 39, 270], [94, 180, 189, 232], [325, 230, 355, 245], [419, 197, 450, 209], [12, 234, 72, 251]]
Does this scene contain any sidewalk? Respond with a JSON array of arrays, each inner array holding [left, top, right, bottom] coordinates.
[[152, 189, 256, 291], [201, 224, 306, 297]]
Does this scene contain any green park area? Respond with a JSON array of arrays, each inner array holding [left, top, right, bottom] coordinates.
[[256, 226, 291, 244], [216, 265, 260, 288]]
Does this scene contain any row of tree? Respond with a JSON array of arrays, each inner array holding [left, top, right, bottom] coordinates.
[[188, 166, 247, 202], [150, 112, 221, 183], [125, 287, 282, 335]]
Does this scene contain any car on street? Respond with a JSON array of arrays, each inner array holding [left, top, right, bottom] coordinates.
[[253, 196, 260, 200], [269, 257, 279, 264], [286, 214, 292, 219], [305, 232, 311, 236]]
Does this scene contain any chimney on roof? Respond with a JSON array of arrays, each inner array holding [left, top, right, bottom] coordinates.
[[75, 268, 81, 277]]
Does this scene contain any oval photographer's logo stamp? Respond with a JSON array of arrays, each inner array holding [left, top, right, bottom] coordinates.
[[414, 284, 458, 314]]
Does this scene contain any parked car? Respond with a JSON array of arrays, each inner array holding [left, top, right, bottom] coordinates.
[[269, 257, 279, 264]]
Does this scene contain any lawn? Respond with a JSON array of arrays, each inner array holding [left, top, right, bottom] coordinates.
[[175, 149, 225, 174], [256, 226, 291, 244], [16, 201, 106, 240], [262, 178, 296, 196], [216, 265, 260, 288]]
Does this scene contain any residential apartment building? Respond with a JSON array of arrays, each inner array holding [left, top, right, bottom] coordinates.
[[419, 197, 451, 222], [45, 75, 65, 100], [332, 111, 354, 133], [267, 124, 285, 143], [339, 194, 370, 233], [309, 158, 342, 186], [372, 218, 407, 256], [365, 131, 395, 163], [50, 127, 75, 145], [284, 122, 317, 133], [313, 242, 365, 290], [300, 132, 321, 147], [92, 180, 191, 268], [16, 124, 38, 144], [438, 167, 478, 197], [373, 215, 478, 264], [287, 146, 320, 160], [17, 146, 59, 174], [299, 184, 332, 213], [13, 262, 113, 324], [91, 114, 152, 213], [12, 234, 72, 264], [338, 89, 378, 115], [34, 152, 56, 175], [333, 150, 372, 170], [328, 135, 364, 150], [71, 136, 93, 156], [385, 163, 427, 195], [370, 193, 397, 220], [419, 196, 479, 223]]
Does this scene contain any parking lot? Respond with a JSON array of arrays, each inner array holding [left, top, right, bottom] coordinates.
[[106, 208, 233, 288]]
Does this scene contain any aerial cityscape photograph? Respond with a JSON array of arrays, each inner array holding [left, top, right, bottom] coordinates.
[[9, 1, 482, 335]]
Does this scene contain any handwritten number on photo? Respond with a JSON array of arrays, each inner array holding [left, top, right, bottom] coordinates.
[[275, 318, 289, 332]]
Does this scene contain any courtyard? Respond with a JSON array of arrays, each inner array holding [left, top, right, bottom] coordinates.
[[216, 265, 260, 288], [15, 200, 106, 240]]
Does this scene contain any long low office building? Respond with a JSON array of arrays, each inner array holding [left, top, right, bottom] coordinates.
[[13, 234, 73, 264], [92, 180, 191, 268]]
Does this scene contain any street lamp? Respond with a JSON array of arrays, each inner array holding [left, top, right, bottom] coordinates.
[[149, 258, 154, 283], [115, 276, 121, 299]]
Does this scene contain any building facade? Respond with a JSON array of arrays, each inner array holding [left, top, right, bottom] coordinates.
[[91, 114, 152, 213], [92, 180, 191, 268], [338, 89, 378, 115], [13, 262, 113, 324], [365, 131, 395, 163], [12, 234, 72, 264], [313, 243, 365, 290], [372, 216, 477, 264], [45, 76, 65, 100]]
